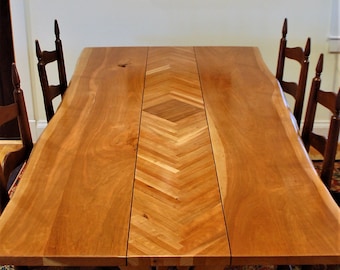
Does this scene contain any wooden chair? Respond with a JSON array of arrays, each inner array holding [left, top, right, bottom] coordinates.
[[0, 63, 33, 214], [35, 19, 67, 122], [301, 54, 340, 206], [276, 18, 311, 128]]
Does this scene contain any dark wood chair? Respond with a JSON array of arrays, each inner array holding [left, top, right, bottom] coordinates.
[[301, 54, 340, 206], [35, 19, 67, 122], [276, 18, 311, 128], [0, 63, 33, 214]]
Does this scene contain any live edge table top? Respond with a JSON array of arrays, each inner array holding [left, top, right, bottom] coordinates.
[[0, 47, 338, 268]]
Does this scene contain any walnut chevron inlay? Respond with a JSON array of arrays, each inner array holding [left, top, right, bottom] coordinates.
[[128, 47, 230, 267]]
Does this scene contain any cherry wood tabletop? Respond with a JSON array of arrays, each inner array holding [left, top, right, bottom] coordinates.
[[0, 47, 338, 268]]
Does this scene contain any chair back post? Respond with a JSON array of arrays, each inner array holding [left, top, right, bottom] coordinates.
[[301, 54, 323, 151], [0, 64, 33, 211], [0, 172, 9, 214], [275, 18, 287, 81], [54, 20, 67, 97], [11, 63, 33, 155], [293, 37, 311, 127], [36, 19, 67, 122], [275, 18, 311, 128], [321, 115, 340, 186], [0, 158, 9, 214], [321, 89, 340, 187], [35, 39, 55, 122]]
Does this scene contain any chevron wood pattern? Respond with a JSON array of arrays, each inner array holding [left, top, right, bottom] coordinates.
[[128, 47, 230, 267], [0, 47, 338, 269]]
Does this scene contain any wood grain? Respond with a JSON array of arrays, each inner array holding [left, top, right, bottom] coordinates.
[[0, 47, 338, 268], [0, 47, 147, 266], [195, 46, 340, 265], [0, 141, 22, 162], [128, 47, 230, 267]]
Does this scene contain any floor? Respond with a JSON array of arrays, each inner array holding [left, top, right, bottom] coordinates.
[[0, 140, 22, 162]]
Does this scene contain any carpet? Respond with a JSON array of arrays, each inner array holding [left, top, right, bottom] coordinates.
[[308, 145, 340, 196], [313, 160, 340, 192]]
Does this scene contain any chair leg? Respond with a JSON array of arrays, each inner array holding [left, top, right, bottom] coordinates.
[[14, 267, 29, 270], [300, 266, 313, 270], [326, 266, 340, 270], [300, 265, 340, 270], [277, 266, 293, 270]]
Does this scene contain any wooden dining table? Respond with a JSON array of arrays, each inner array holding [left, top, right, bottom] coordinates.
[[0, 46, 338, 269]]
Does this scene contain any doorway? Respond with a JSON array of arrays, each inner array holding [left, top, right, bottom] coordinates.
[[0, 0, 20, 138]]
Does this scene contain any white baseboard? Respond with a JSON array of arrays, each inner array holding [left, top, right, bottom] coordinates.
[[328, 37, 340, 53], [29, 120, 47, 142], [307, 120, 330, 138]]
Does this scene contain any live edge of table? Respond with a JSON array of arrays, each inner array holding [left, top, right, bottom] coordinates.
[[0, 46, 338, 268]]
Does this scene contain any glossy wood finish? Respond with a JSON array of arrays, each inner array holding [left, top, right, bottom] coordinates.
[[0, 47, 338, 268], [195, 47, 339, 266], [0, 47, 147, 266], [0, 141, 22, 162], [128, 47, 230, 267]]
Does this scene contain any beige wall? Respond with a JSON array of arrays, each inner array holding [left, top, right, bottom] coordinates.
[[10, 0, 339, 140]]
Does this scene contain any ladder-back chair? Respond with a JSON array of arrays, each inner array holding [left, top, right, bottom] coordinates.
[[276, 18, 311, 128], [0, 63, 33, 213], [35, 19, 67, 122], [301, 54, 340, 206]]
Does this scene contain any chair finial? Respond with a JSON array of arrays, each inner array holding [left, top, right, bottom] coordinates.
[[316, 54, 323, 76], [11, 63, 21, 91], [54, 19, 60, 39], [35, 40, 42, 58], [304, 37, 311, 57], [282, 18, 287, 38]]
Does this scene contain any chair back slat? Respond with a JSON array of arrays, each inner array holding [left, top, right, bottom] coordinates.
[[0, 104, 18, 126]]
